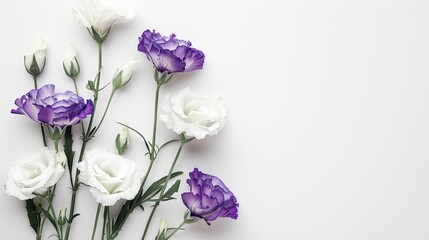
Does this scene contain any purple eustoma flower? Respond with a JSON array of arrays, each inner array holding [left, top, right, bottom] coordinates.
[[11, 84, 94, 128], [181, 168, 239, 224], [138, 30, 205, 74]]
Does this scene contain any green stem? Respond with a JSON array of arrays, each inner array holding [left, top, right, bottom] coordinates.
[[106, 207, 111, 240], [31, 74, 47, 240], [140, 83, 162, 189], [64, 42, 103, 240], [95, 89, 116, 134], [101, 207, 107, 240], [72, 77, 86, 137], [109, 83, 163, 239], [39, 186, 61, 239], [141, 139, 185, 240], [72, 78, 79, 95], [54, 139, 59, 153], [165, 221, 187, 240], [64, 139, 87, 239], [40, 125, 47, 147], [33, 75, 38, 89], [92, 204, 102, 240], [60, 226, 64, 240], [33, 74, 48, 147], [138, 83, 162, 195]]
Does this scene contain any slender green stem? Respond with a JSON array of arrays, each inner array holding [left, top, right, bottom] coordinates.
[[64, 139, 87, 239], [31, 74, 48, 240], [64, 42, 103, 240], [95, 89, 116, 134], [72, 77, 86, 136], [40, 125, 47, 147], [165, 221, 187, 240], [87, 42, 103, 134], [54, 139, 59, 153], [106, 207, 111, 240], [60, 227, 64, 240], [101, 207, 107, 240], [141, 140, 185, 240], [150, 84, 162, 160], [33, 75, 38, 89], [139, 83, 162, 193], [92, 204, 102, 240], [72, 78, 79, 95], [109, 83, 163, 239], [32, 75, 48, 147], [39, 186, 61, 239]]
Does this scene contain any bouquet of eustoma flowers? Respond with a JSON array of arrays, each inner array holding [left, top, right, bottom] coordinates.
[[5, 0, 239, 239]]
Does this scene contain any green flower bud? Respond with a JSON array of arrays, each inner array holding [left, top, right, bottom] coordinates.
[[58, 208, 67, 226], [155, 219, 168, 240], [63, 43, 80, 79], [24, 36, 47, 77], [115, 125, 130, 155], [112, 60, 139, 90]]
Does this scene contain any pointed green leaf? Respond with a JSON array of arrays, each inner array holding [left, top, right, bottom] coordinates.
[[162, 180, 181, 200], [141, 172, 182, 203], [25, 200, 41, 233], [63, 126, 75, 176]]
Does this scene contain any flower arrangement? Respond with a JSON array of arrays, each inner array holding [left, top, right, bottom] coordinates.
[[5, 0, 238, 239]]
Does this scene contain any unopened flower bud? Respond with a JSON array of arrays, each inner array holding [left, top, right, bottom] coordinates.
[[112, 60, 139, 90], [58, 208, 67, 226], [55, 151, 67, 167], [24, 36, 47, 77], [155, 219, 168, 240], [116, 125, 130, 155], [63, 43, 80, 79]]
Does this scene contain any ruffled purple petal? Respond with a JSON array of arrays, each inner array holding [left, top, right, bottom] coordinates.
[[147, 45, 185, 73], [83, 100, 94, 115], [138, 30, 204, 73], [38, 106, 54, 125], [36, 84, 55, 103], [11, 84, 93, 128], [181, 168, 239, 223], [183, 49, 205, 72], [22, 101, 41, 122]]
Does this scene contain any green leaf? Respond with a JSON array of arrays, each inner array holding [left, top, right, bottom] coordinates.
[[140, 172, 183, 203], [162, 180, 181, 200], [86, 80, 95, 91], [68, 213, 80, 223], [111, 172, 183, 239], [25, 200, 41, 233], [155, 232, 166, 240], [39, 207, 57, 228], [111, 200, 134, 238], [63, 126, 75, 176]]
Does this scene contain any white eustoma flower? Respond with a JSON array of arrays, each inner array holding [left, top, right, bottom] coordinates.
[[73, 0, 136, 39], [5, 148, 65, 200], [112, 60, 139, 89], [24, 36, 47, 76], [159, 88, 227, 139], [63, 43, 80, 78], [77, 148, 143, 206]]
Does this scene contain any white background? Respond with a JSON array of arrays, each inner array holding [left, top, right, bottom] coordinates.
[[1, 0, 429, 239]]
